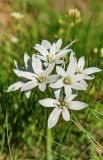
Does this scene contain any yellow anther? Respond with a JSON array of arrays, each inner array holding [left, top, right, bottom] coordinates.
[[38, 73, 46, 82], [47, 53, 54, 62], [63, 76, 72, 84], [60, 100, 68, 108]]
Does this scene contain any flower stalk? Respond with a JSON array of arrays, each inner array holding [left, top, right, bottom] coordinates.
[[46, 129, 53, 160]]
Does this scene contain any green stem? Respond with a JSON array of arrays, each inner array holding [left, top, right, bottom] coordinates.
[[6, 110, 12, 160], [45, 108, 47, 159], [46, 129, 53, 160]]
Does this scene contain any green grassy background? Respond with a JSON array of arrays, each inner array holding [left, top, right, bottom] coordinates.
[[0, 0, 103, 159]]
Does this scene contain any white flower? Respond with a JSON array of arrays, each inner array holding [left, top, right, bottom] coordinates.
[[39, 90, 88, 128], [50, 55, 87, 96], [34, 39, 74, 68], [67, 8, 81, 18], [8, 55, 60, 95], [7, 53, 32, 98], [11, 12, 24, 20], [10, 36, 18, 43], [76, 56, 101, 80]]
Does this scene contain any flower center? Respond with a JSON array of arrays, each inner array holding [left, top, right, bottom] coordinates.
[[47, 53, 54, 62], [38, 73, 46, 82], [63, 76, 72, 84], [59, 100, 68, 108]]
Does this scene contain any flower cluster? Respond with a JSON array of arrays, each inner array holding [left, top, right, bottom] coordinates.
[[67, 8, 81, 18], [7, 39, 101, 128], [67, 8, 81, 27], [11, 12, 24, 20]]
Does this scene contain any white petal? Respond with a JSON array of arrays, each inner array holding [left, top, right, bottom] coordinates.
[[54, 89, 61, 100], [41, 40, 51, 49], [39, 98, 58, 107], [66, 93, 77, 101], [55, 49, 70, 60], [21, 80, 38, 91], [13, 69, 35, 80], [34, 44, 48, 56], [7, 81, 24, 92], [24, 53, 30, 69], [44, 63, 55, 76], [48, 107, 62, 128], [32, 55, 42, 73], [79, 80, 88, 87], [69, 51, 75, 60], [43, 62, 49, 67], [50, 43, 56, 54], [39, 83, 46, 92], [56, 39, 62, 52], [56, 60, 64, 64], [71, 82, 87, 90], [62, 108, 70, 121], [66, 56, 77, 75], [49, 79, 64, 89], [36, 54, 47, 62], [72, 74, 84, 81], [25, 91, 31, 99], [69, 101, 88, 110], [56, 66, 65, 76], [64, 85, 72, 96], [83, 67, 101, 75], [83, 75, 95, 80], [46, 75, 60, 83], [77, 56, 85, 72]]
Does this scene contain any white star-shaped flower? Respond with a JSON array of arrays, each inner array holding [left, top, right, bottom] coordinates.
[[7, 53, 32, 98], [76, 56, 101, 80], [49, 55, 87, 96], [39, 90, 88, 128], [34, 39, 74, 68], [8, 55, 59, 95]]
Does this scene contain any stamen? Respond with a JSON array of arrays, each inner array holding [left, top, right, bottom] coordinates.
[[59, 100, 68, 108], [38, 73, 46, 82], [47, 53, 54, 62], [63, 76, 72, 84]]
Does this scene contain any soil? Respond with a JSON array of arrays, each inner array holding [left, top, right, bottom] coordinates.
[[0, 0, 12, 33]]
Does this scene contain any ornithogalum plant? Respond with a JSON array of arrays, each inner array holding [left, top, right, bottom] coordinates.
[[7, 39, 101, 128]]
